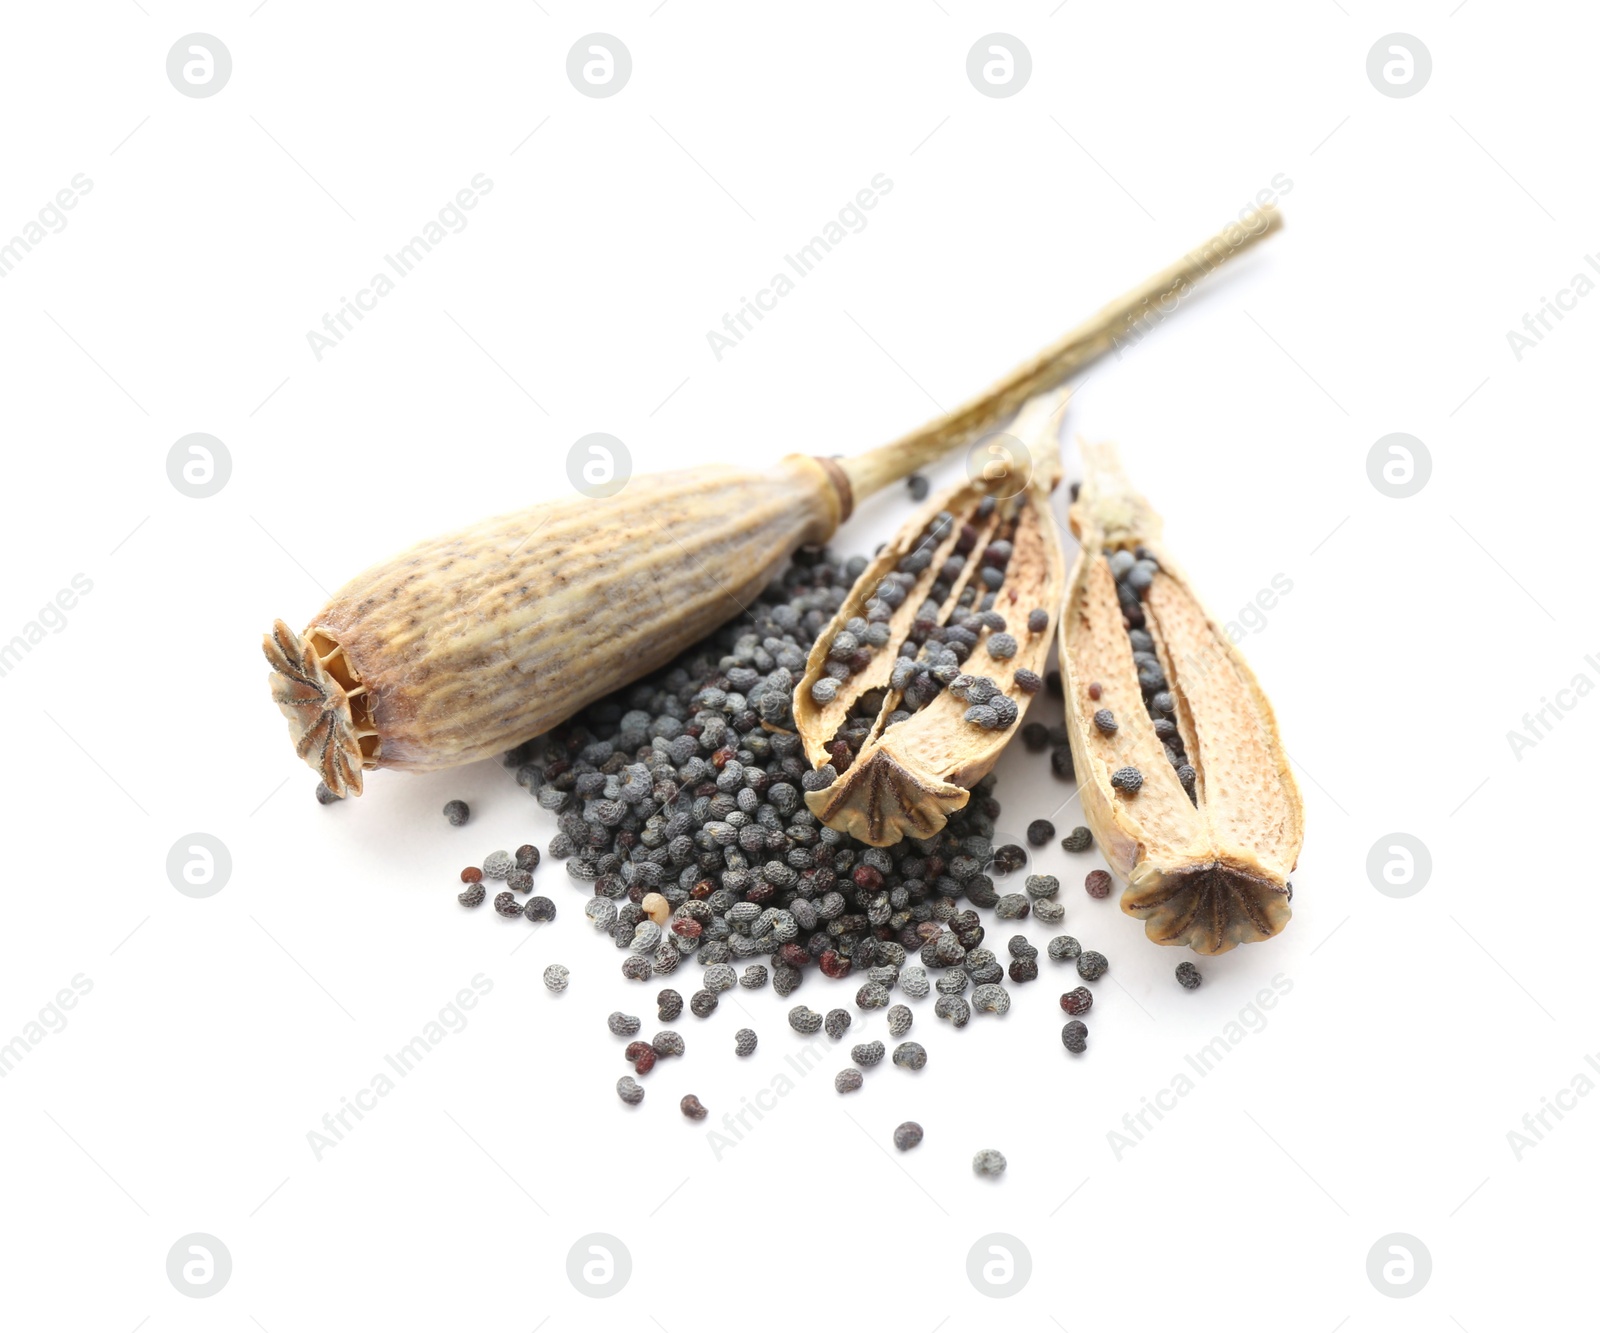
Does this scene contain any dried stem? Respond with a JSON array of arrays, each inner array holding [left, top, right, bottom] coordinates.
[[839, 205, 1283, 502]]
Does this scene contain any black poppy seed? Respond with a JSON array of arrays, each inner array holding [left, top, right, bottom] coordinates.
[[689, 989, 718, 1017], [524, 896, 556, 922], [442, 799, 469, 826], [892, 1041, 927, 1071], [907, 473, 930, 501], [1110, 766, 1144, 794], [1051, 746, 1076, 779], [1026, 819, 1055, 847], [987, 633, 1018, 660], [887, 1004, 913, 1037], [1021, 722, 1050, 753], [835, 1068, 865, 1094], [657, 989, 683, 1020], [734, 1028, 758, 1057], [990, 844, 1027, 875], [1027, 608, 1048, 633], [856, 982, 890, 1010], [1062, 826, 1093, 853], [789, 1005, 823, 1035], [651, 1029, 685, 1057], [994, 894, 1030, 920], [825, 1008, 852, 1040], [1012, 668, 1043, 695], [493, 891, 521, 918], [506, 868, 533, 893], [1007, 957, 1038, 984], [617, 1075, 644, 1105], [457, 884, 486, 908], [972, 1148, 1006, 1176], [851, 1039, 886, 1068], [1048, 935, 1082, 962], [894, 1121, 924, 1151], [1076, 950, 1109, 981], [1176, 961, 1202, 990], [1060, 986, 1092, 1016], [515, 843, 540, 871], [739, 964, 769, 990], [1061, 1020, 1088, 1053], [1092, 708, 1118, 735], [1007, 935, 1037, 961]]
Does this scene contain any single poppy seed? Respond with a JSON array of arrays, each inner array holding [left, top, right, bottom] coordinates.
[[892, 1041, 927, 1071], [1085, 870, 1113, 899], [1061, 1020, 1088, 1053], [457, 884, 485, 907], [493, 891, 522, 918], [972, 1148, 1007, 1176], [1175, 961, 1202, 990], [680, 1093, 708, 1119], [1060, 986, 1092, 1015], [1076, 950, 1109, 981], [1110, 766, 1144, 793], [542, 964, 570, 993], [1093, 708, 1118, 734], [734, 1028, 758, 1056], [524, 896, 556, 922], [442, 799, 469, 825], [894, 1121, 924, 1151], [1026, 819, 1055, 846], [1062, 826, 1093, 853], [616, 1076, 644, 1105]]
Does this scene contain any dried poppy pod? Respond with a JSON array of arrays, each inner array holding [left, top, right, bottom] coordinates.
[[266, 207, 1284, 797], [1060, 440, 1304, 953], [794, 393, 1069, 845]]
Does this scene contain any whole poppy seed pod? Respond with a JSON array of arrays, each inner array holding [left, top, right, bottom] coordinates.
[[266, 207, 1283, 796], [1059, 439, 1305, 953]]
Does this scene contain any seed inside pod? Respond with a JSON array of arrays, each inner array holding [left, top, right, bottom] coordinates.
[[793, 393, 1071, 846], [1059, 441, 1304, 954]]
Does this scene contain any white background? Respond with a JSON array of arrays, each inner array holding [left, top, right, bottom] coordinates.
[[1, 2, 1595, 1328]]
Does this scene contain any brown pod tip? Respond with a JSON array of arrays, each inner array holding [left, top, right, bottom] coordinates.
[[264, 619, 378, 797]]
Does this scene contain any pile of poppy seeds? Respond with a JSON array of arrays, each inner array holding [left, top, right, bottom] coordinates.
[[432, 547, 1203, 1166]]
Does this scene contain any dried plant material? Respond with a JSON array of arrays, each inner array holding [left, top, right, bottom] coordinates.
[[1060, 441, 1304, 953], [265, 207, 1283, 797], [795, 394, 1069, 845]]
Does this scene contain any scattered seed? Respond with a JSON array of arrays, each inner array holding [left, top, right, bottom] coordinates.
[[442, 799, 469, 826], [652, 1030, 685, 1057], [1007, 958, 1038, 984], [851, 1039, 886, 1068], [789, 1005, 823, 1035], [482, 850, 514, 879], [1022, 722, 1050, 752], [515, 843, 540, 871], [894, 1121, 924, 1151], [739, 965, 769, 990], [825, 1008, 852, 1040], [1093, 708, 1118, 735], [1175, 961, 1202, 990], [734, 1028, 758, 1057], [493, 891, 521, 918], [972, 983, 1011, 1013], [1027, 608, 1049, 633], [899, 967, 930, 1000], [1084, 870, 1112, 900], [1110, 766, 1144, 794], [608, 1011, 641, 1036], [506, 868, 533, 893], [460, 866, 482, 884], [1087, 681, 1102, 701], [994, 894, 1030, 920], [1026, 819, 1055, 847], [524, 896, 556, 922], [887, 1004, 913, 1037], [1060, 986, 1092, 1015], [934, 994, 970, 1028], [1051, 746, 1075, 779], [1061, 1020, 1088, 1053], [987, 633, 1018, 659], [690, 989, 718, 1017], [621, 956, 652, 981], [835, 1068, 865, 1094], [680, 1093, 708, 1119], [972, 1148, 1006, 1177], [1061, 826, 1093, 853], [703, 963, 737, 993], [657, 989, 683, 1021], [617, 1075, 644, 1105], [907, 473, 930, 501], [457, 884, 485, 908], [892, 1041, 927, 1070], [640, 893, 670, 926], [1076, 950, 1109, 981], [1047, 935, 1082, 962], [991, 844, 1028, 875], [542, 964, 570, 992]]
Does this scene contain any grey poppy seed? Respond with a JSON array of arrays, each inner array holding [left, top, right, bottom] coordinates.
[[542, 964, 570, 993], [899, 966, 930, 999], [1061, 1020, 1088, 1053], [934, 995, 970, 1028], [734, 1027, 758, 1056], [892, 1041, 927, 1071], [972, 1148, 1007, 1176], [851, 1039, 886, 1068], [1076, 950, 1109, 981], [1176, 961, 1202, 990], [835, 1068, 865, 1094], [457, 884, 485, 908], [607, 1011, 641, 1036], [616, 1076, 644, 1105], [442, 799, 469, 826], [1048, 935, 1082, 962], [825, 1008, 852, 1040], [651, 1029, 685, 1058], [1025, 874, 1059, 899], [1110, 766, 1144, 794], [987, 633, 1018, 659], [789, 1005, 823, 1034], [524, 896, 556, 922], [972, 983, 1010, 1014], [887, 1004, 913, 1037], [1033, 898, 1065, 923], [739, 964, 769, 989], [482, 850, 514, 879], [894, 1121, 924, 1151], [1062, 826, 1093, 853]]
